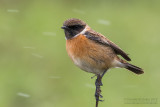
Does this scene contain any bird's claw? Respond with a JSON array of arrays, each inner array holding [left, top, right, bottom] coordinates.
[[99, 99, 104, 102], [91, 75, 96, 79], [99, 94, 103, 98]]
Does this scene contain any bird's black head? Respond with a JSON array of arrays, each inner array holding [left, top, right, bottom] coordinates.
[[61, 18, 86, 39]]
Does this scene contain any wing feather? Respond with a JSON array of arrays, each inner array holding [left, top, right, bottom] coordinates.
[[84, 30, 131, 61]]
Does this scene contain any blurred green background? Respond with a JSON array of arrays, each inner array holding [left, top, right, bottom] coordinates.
[[0, 0, 160, 107]]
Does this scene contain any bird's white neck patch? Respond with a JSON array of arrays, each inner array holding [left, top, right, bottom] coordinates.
[[73, 25, 89, 38]]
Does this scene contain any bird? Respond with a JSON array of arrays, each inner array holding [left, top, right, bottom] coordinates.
[[61, 18, 144, 107]]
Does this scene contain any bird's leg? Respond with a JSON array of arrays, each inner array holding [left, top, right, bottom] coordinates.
[[101, 70, 107, 78], [94, 70, 107, 107], [95, 74, 103, 107]]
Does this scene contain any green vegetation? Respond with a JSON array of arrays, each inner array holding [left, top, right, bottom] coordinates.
[[0, 0, 160, 107]]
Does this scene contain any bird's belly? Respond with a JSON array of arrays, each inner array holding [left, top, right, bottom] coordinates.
[[66, 34, 116, 74], [72, 56, 103, 74]]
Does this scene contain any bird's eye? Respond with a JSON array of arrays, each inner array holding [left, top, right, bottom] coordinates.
[[68, 25, 83, 30]]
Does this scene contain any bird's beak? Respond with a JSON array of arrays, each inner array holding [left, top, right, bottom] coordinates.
[[61, 26, 68, 29]]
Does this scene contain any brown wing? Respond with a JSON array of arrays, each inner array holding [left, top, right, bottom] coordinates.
[[84, 30, 131, 61]]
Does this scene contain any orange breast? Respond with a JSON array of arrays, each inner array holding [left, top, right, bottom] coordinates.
[[66, 34, 116, 74], [66, 35, 89, 57]]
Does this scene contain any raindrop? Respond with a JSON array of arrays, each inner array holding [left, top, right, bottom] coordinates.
[[72, 9, 85, 14], [43, 32, 56, 36], [17, 92, 30, 98], [97, 19, 111, 26], [85, 83, 95, 89], [23, 46, 35, 49], [7, 9, 19, 13], [31, 53, 43, 58]]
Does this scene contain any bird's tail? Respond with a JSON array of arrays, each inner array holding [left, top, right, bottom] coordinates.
[[124, 63, 144, 74]]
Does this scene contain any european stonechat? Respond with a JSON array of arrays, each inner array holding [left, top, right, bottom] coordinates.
[[61, 18, 144, 107]]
